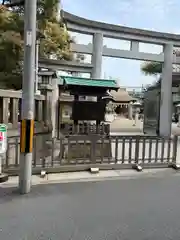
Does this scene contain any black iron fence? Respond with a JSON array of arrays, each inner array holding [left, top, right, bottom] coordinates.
[[2, 134, 178, 175]]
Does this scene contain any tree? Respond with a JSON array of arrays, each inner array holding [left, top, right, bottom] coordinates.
[[141, 62, 162, 76], [0, 0, 73, 89], [0, 4, 23, 89], [141, 49, 180, 76], [36, 0, 72, 60]]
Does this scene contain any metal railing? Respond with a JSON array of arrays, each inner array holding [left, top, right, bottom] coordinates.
[[59, 123, 110, 137], [2, 134, 178, 175]]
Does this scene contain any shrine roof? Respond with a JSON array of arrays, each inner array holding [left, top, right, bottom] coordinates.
[[110, 88, 137, 103], [59, 76, 119, 90]]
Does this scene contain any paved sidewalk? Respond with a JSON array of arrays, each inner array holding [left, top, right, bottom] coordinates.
[[1, 168, 176, 188]]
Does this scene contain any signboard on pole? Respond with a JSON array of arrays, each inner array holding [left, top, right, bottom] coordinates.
[[0, 124, 7, 154]]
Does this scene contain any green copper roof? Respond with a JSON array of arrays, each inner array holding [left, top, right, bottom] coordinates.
[[59, 76, 119, 89]]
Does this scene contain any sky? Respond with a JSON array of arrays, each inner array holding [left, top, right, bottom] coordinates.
[[61, 0, 180, 87]]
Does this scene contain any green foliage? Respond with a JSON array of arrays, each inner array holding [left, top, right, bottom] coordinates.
[[0, 5, 23, 89], [141, 62, 162, 76], [0, 1, 72, 89]]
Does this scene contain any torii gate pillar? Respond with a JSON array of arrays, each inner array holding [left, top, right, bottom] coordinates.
[[91, 32, 103, 79], [159, 44, 173, 137]]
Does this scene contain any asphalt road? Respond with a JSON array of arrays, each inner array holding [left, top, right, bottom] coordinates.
[[1, 174, 180, 239]]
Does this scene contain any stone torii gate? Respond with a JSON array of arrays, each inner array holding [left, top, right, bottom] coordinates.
[[61, 10, 180, 137]]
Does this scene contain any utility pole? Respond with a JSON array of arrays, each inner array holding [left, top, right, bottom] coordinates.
[[19, 0, 37, 194]]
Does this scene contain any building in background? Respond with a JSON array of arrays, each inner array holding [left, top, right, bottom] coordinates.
[[125, 86, 144, 102], [107, 88, 137, 119]]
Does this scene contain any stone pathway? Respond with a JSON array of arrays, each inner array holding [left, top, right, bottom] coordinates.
[[110, 117, 143, 133], [110, 117, 180, 136]]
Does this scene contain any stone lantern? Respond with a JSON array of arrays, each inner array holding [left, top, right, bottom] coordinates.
[[132, 101, 141, 126]]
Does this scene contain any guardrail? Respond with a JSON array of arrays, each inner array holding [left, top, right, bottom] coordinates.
[[2, 134, 178, 175]]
